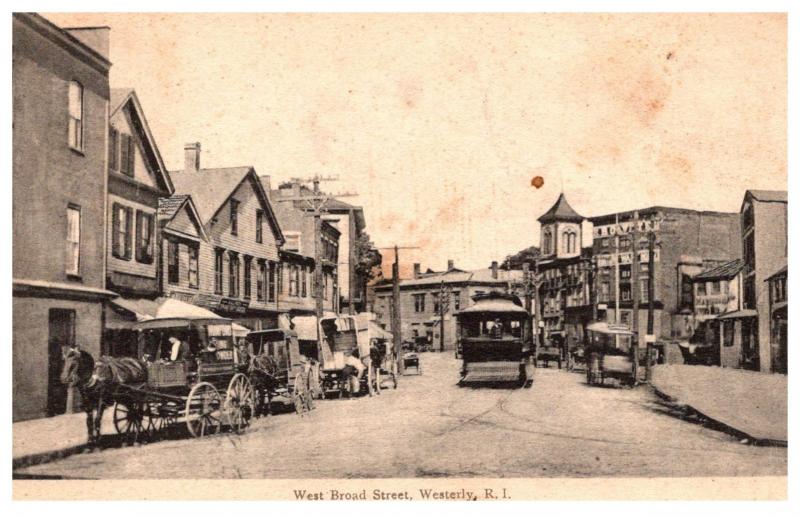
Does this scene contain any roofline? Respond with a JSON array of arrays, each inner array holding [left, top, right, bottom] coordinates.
[[589, 205, 739, 224], [111, 89, 175, 194], [15, 13, 111, 73], [741, 190, 788, 213]]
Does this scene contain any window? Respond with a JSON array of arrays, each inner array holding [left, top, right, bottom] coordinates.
[[620, 284, 631, 301], [118, 134, 135, 176], [696, 282, 706, 296], [301, 266, 307, 297], [257, 261, 266, 301], [268, 262, 277, 302], [289, 265, 300, 296], [68, 81, 83, 150], [284, 232, 300, 252], [255, 210, 264, 243], [228, 252, 240, 297], [620, 265, 631, 279], [230, 199, 239, 235], [433, 294, 441, 314], [214, 249, 224, 295], [187, 245, 199, 288], [723, 321, 734, 347], [452, 291, 460, 311], [135, 210, 154, 263], [167, 240, 179, 284], [639, 278, 649, 302], [108, 127, 118, 171], [65, 205, 81, 276], [277, 263, 284, 294], [243, 256, 252, 298], [414, 294, 426, 313], [600, 282, 610, 301], [542, 228, 552, 255], [710, 281, 721, 295], [112, 203, 133, 260], [601, 238, 609, 248], [563, 230, 577, 254]]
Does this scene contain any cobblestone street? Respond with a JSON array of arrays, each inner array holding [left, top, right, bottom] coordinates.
[[16, 353, 787, 479]]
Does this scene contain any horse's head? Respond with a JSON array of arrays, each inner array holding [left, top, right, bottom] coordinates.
[[60, 346, 94, 386]]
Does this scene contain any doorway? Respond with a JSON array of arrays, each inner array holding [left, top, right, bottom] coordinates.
[[47, 309, 75, 416]]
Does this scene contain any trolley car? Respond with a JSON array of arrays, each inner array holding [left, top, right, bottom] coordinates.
[[456, 292, 533, 387]]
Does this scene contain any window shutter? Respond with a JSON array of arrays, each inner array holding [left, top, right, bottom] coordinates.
[[125, 207, 133, 259], [127, 135, 135, 174], [112, 204, 120, 257], [108, 128, 118, 171], [135, 210, 143, 262]]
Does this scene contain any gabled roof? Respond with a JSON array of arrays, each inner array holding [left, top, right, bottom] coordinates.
[[746, 190, 788, 203], [694, 259, 744, 281], [537, 193, 585, 223], [157, 194, 210, 242], [109, 88, 174, 194], [392, 268, 524, 288], [170, 167, 284, 245]]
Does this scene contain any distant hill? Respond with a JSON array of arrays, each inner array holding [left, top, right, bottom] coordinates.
[[499, 245, 540, 270]]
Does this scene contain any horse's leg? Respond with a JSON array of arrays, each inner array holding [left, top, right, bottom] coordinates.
[[84, 404, 95, 450], [94, 398, 105, 451]]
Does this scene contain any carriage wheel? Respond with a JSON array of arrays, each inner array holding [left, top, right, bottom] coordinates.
[[225, 374, 255, 433], [149, 401, 178, 438], [292, 373, 311, 415], [113, 397, 147, 441], [185, 382, 222, 438]]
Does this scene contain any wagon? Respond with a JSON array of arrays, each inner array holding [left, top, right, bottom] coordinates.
[[245, 328, 314, 416], [293, 314, 375, 397], [585, 321, 637, 387], [110, 315, 255, 441]]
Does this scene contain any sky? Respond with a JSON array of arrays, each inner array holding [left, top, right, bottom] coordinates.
[[45, 13, 787, 272]]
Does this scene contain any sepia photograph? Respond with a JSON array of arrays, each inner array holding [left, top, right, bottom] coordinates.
[[8, 3, 791, 503]]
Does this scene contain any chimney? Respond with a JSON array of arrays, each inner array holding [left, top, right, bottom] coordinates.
[[491, 261, 498, 279], [413, 263, 421, 279], [65, 27, 110, 60], [184, 142, 201, 173], [447, 259, 454, 271]]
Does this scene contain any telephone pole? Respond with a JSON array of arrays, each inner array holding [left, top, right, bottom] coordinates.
[[274, 176, 357, 355], [630, 211, 640, 382], [437, 281, 452, 352], [375, 245, 420, 374]]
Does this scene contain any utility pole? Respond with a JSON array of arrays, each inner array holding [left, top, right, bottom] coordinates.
[[630, 211, 640, 382], [437, 281, 452, 352], [274, 176, 357, 359], [645, 230, 657, 381], [614, 214, 621, 348], [522, 263, 533, 349], [375, 245, 420, 375]]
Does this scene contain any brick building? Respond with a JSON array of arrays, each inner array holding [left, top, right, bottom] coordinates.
[[766, 265, 787, 374], [372, 260, 524, 351], [12, 14, 115, 421], [168, 143, 285, 330], [271, 182, 367, 313], [263, 177, 340, 317], [589, 206, 741, 352], [726, 190, 788, 372]]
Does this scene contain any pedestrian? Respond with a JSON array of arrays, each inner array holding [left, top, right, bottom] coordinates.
[[168, 336, 191, 361]]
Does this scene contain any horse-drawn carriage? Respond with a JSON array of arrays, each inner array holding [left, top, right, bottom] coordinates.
[[536, 333, 564, 369], [456, 292, 534, 387], [585, 321, 637, 387], [61, 302, 256, 447], [245, 328, 315, 416]]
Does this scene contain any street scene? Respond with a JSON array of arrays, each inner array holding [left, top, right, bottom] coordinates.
[[15, 353, 786, 479], [11, 11, 787, 494]]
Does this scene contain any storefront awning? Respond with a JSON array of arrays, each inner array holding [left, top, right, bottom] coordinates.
[[368, 321, 392, 341], [586, 321, 635, 336], [232, 323, 251, 337], [110, 297, 231, 330], [716, 309, 758, 320]]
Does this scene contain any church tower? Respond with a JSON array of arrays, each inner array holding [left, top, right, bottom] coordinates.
[[537, 193, 585, 259]]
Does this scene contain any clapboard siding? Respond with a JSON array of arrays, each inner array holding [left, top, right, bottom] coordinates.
[[107, 193, 158, 279]]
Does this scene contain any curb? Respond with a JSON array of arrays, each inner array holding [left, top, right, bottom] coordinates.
[[649, 383, 787, 447], [13, 443, 88, 472]]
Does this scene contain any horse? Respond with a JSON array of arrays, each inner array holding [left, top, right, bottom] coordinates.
[[60, 346, 147, 448], [248, 353, 281, 417]]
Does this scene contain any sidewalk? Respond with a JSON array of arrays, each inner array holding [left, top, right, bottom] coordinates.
[[13, 411, 115, 470], [651, 364, 787, 444]]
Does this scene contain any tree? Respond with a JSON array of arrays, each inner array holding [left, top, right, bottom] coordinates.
[[500, 245, 540, 270], [353, 231, 383, 310]]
